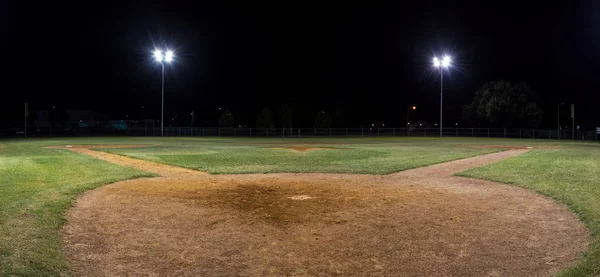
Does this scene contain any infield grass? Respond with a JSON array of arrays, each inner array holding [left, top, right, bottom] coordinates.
[[459, 145, 600, 276], [98, 138, 499, 174]]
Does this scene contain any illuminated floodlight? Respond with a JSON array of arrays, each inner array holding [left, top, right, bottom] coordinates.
[[153, 49, 163, 62], [165, 50, 174, 63], [153, 49, 175, 63], [442, 56, 451, 67], [432, 56, 440, 67]]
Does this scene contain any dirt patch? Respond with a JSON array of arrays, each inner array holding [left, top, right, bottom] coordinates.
[[270, 146, 335, 152], [46, 144, 151, 149], [471, 145, 560, 150], [61, 147, 588, 277]]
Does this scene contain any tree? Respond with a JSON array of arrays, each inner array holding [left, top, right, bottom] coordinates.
[[218, 110, 234, 127], [256, 108, 274, 128], [278, 104, 293, 128], [463, 80, 544, 128], [314, 111, 332, 128]]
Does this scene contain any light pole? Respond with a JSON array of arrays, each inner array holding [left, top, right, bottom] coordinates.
[[432, 55, 451, 137], [153, 49, 174, 136], [406, 105, 416, 127], [557, 102, 563, 139]]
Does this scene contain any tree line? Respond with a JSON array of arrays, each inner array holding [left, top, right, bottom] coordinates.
[[218, 104, 333, 128], [217, 80, 545, 128]]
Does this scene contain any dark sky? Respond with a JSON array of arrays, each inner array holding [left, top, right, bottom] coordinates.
[[2, 1, 599, 128]]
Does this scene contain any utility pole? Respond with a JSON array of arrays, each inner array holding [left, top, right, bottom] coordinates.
[[191, 111, 195, 136], [571, 104, 575, 140], [24, 102, 28, 138], [557, 103, 563, 139]]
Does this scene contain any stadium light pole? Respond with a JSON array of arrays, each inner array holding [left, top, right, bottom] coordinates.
[[432, 55, 451, 137], [153, 49, 174, 136]]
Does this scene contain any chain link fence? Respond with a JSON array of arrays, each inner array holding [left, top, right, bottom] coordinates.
[[2, 120, 597, 140]]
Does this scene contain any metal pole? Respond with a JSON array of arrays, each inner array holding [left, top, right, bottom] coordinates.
[[161, 62, 165, 136], [24, 103, 27, 138], [440, 69, 443, 137], [572, 104, 575, 140], [557, 104, 560, 139]]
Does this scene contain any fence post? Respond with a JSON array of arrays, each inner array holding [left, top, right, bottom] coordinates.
[[267, 128, 269, 136], [519, 129, 522, 138], [330, 128, 332, 137], [456, 128, 458, 136], [533, 129, 535, 139], [346, 128, 348, 136], [361, 128, 364, 137], [298, 128, 300, 137], [314, 128, 316, 136], [425, 128, 427, 136], [377, 128, 380, 136], [393, 128, 395, 136], [218, 128, 221, 136], [487, 128, 490, 138], [179, 127, 181, 136]]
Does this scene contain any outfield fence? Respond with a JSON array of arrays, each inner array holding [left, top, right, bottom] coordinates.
[[2, 120, 597, 140]]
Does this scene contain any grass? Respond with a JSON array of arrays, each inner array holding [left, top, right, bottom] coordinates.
[[0, 140, 155, 276], [459, 145, 600, 276], [0, 136, 598, 276], [98, 138, 500, 174]]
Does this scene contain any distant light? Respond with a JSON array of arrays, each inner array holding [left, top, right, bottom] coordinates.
[[153, 49, 163, 62], [407, 123, 410, 125], [372, 123, 374, 127], [419, 124, 422, 126], [455, 123, 458, 126], [412, 106, 417, 110], [382, 124, 385, 127]]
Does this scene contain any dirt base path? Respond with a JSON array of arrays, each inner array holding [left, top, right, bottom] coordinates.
[[60, 146, 588, 277]]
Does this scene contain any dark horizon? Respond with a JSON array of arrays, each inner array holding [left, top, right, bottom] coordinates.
[[2, 1, 599, 129]]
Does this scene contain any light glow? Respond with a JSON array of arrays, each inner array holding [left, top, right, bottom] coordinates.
[[433, 55, 452, 68], [432, 57, 440, 67], [153, 49, 163, 62], [165, 50, 174, 63], [153, 49, 175, 63], [442, 56, 451, 67]]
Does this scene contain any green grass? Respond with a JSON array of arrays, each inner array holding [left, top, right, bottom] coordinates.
[[0, 136, 598, 276], [0, 140, 155, 276], [98, 138, 500, 174], [459, 145, 600, 276]]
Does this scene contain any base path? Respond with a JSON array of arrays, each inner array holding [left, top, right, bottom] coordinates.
[[60, 146, 588, 277]]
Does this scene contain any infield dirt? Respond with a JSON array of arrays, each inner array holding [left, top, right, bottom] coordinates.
[[58, 145, 588, 277]]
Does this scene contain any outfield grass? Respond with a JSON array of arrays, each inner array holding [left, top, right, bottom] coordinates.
[[459, 145, 600, 276], [0, 140, 155, 276], [0, 137, 598, 276]]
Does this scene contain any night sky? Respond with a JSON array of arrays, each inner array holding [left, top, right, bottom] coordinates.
[[2, 1, 599, 128]]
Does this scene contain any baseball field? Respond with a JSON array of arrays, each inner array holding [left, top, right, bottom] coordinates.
[[0, 137, 598, 276]]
